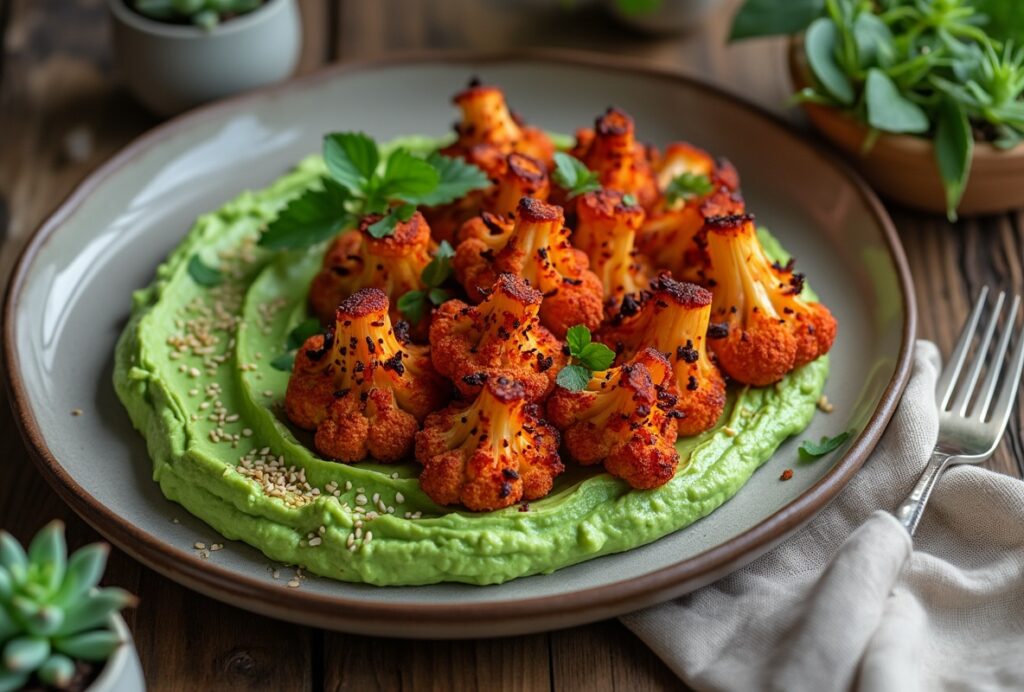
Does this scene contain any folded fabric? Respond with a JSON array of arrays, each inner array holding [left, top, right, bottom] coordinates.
[[621, 341, 1024, 691]]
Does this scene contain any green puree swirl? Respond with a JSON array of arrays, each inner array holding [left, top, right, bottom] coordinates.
[[113, 136, 828, 586]]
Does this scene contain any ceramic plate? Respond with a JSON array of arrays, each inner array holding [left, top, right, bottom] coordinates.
[[4, 52, 915, 638]]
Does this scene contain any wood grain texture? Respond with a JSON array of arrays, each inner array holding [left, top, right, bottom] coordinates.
[[1, 1, 1022, 691]]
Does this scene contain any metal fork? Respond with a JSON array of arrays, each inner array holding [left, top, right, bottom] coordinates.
[[894, 287, 1024, 535]]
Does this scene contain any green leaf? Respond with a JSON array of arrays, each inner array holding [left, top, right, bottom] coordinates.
[[564, 325, 592, 355], [187, 254, 223, 288], [408, 153, 491, 206], [260, 177, 353, 250], [805, 18, 855, 106], [286, 318, 322, 351], [397, 290, 428, 324], [555, 364, 592, 392], [578, 342, 616, 372], [270, 353, 295, 372], [3, 636, 50, 673], [621, 193, 638, 206], [0, 671, 29, 692], [0, 533, 27, 581], [729, 0, 823, 41], [26, 605, 64, 638], [28, 521, 65, 593], [366, 203, 417, 239], [53, 631, 122, 662], [378, 148, 440, 201], [852, 12, 894, 69], [934, 96, 973, 221], [798, 431, 852, 460], [0, 567, 10, 601], [665, 172, 714, 205], [421, 240, 455, 288], [428, 288, 451, 305], [53, 543, 108, 607], [37, 653, 76, 689], [552, 152, 602, 199], [57, 588, 136, 637], [323, 132, 379, 194], [865, 69, 929, 134]]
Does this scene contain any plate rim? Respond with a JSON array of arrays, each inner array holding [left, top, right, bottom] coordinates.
[[2, 49, 917, 636]]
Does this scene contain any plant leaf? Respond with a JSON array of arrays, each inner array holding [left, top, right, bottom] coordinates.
[[564, 325, 592, 355], [378, 148, 440, 200], [428, 288, 451, 306], [852, 12, 894, 69], [552, 152, 602, 199], [408, 153, 491, 206], [286, 318, 323, 351], [323, 132, 379, 194], [578, 342, 616, 372], [53, 631, 122, 663], [0, 532, 28, 578], [799, 431, 852, 460], [37, 653, 76, 689], [421, 240, 456, 288], [57, 588, 137, 637], [805, 18, 855, 105], [53, 543, 108, 607], [665, 172, 714, 205], [729, 0, 823, 41], [934, 96, 973, 221], [555, 364, 592, 392], [28, 521, 65, 594], [270, 353, 295, 372], [187, 254, 223, 287], [397, 290, 428, 324], [259, 178, 353, 250], [3, 636, 51, 673], [366, 203, 417, 239], [865, 68, 930, 133]]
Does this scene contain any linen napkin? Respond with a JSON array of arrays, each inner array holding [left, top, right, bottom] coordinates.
[[621, 341, 1024, 691]]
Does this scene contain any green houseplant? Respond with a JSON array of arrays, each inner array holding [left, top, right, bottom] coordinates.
[[0, 522, 140, 692], [731, 0, 1024, 218]]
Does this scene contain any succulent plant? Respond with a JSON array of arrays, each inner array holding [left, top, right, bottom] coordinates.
[[132, 0, 264, 30], [0, 522, 136, 692]]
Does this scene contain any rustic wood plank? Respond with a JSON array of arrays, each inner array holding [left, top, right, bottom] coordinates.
[[550, 621, 686, 692]]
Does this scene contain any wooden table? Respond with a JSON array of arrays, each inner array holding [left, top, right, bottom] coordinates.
[[2, 1, 1022, 690]]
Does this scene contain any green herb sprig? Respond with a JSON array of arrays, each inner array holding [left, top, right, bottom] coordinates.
[[555, 325, 616, 391], [798, 430, 852, 461], [397, 241, 456, 325], [552, 152, 602, 199], [664, 172, 714, 205], [259, 133, 489, 250], [132, 0, 262, 30], [270, 318, 323, 372], [187, 254, 223, 287]]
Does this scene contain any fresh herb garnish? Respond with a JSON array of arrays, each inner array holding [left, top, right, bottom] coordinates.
[[260, 133, 489, 250], [270, 353, 296, 372], [397, 241, 456, 324], [621, 193, 638, 206], [187, 254, 223, 287], [270, 318, 325, 371], [555, 325, 616, 392], [665, 172, 714, 205], [798, 431, 852, 461], [552, 152, 602, 199]]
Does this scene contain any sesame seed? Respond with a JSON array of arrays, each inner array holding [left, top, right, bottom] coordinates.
[[287, 579, 300, 588], [211, 543, 223, 551], [364, 531, 373, 543], [194, 542, 206, 550], [395, 492, 405, 503], [308, 537, 322, 547], [723, 427, 737, 437], [242, 428, 253, 437], [71, 409, 83, 417], [817, 395, 834, 413]]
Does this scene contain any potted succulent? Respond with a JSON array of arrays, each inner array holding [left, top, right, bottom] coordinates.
[[731, 0, 1024, 219], [0, 522, 143, 692], [107, 0, 302, 116]]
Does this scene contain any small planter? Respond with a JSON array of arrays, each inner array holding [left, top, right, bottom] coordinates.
[[88, 615, 145, 692], [788, 38, 1024, 216], [107, 0, 301, 116], [604, 0, 724, 35]]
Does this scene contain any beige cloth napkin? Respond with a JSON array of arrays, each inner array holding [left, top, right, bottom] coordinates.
[[621, 341, 1024, 691]]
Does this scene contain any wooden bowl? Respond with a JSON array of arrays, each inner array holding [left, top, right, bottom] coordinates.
[[788, 39, 1024, 216]]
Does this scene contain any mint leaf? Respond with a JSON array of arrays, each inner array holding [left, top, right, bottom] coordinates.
[[378, 148, 440, 201], [286, 318, 322, 350], [366, 203, 416, 239], [665, 172, 714, 205], [324, 132, 379, 194], [552, 152, 601, 199], [428, 288, 451, 305], [187, 254, 222, 287], [578, 342, 615, 371], [270, 353, 295, 372], [408, 153, 490, 206], [421, 240, 455, 288], [565, 324, 592, 355], [260, 177, 353, 250], [798, 431, 852, 461], [555, 364, 592, 392], [397, 290, 428, 324]]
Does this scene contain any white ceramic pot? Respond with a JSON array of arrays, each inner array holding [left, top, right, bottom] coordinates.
[[87, 614, 145, 692], [107, 0, 301, 116]]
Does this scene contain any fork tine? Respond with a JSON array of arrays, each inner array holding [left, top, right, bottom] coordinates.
[[952, 291, 1006, 416], [937, 286, 989, 410], [984, 298, 1024, 431], [976, 294, 1021, 422]]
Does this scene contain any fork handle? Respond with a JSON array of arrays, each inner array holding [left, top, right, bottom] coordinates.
[[893, 451, 953, 535]]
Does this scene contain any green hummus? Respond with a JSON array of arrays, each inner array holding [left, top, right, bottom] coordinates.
[[113, 136, 828, 586]]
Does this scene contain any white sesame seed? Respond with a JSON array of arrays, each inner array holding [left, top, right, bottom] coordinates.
[[242, 428, 253, 437], [287, 579, 300, 588], [724, 427, 737, 437], [194, 542, 206, 550], [395, 492, 405, 503], [364, 531, 373, 543], [308, 537, 322, 547], [355, 494, 367, 506]]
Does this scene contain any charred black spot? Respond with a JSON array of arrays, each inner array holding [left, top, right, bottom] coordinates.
[[677, 340, 699, 363], [536, 354, 554, 372], [708, 322, 729, 339], [499, 482, 512, 498], [502, 468, 520, 480], [687, 376, 698, 391], [462, 372, 488, 387], [333, 389, 350, 399], [382, 352, 405, 375], [393, 320, 411, 344]]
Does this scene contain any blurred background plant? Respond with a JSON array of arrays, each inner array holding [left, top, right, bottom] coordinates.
[[131, 0, 264, 29], [0, 522, 136, 692], [731, 0, 1024, 218]]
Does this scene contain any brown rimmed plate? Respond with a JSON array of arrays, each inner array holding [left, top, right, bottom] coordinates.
[[3, 51, 915, 638]]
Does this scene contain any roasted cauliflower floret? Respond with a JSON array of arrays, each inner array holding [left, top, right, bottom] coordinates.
[[429, 274, 566, 400], [570, 107, 658, 208], [415, 376, 563, 511], [309, 211, 432, 325], [600, 275, 726, 436], [456, 197, 603, 337], [703, 214, 837, 385], [547, 348, 679, 489], [651, 142, 740, 194], [574, 190, 651, 315], [285, 289, 448, 463], [440, 81, 554, 164]]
